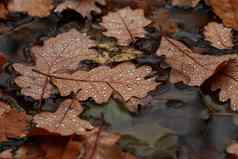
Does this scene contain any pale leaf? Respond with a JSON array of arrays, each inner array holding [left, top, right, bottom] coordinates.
[[204, 22, 233, 49], [14, 29, 97, 100], [52, 62, 158, 105], [33, 99, 93, 136], [156, 37, 235, 86], [100, 7, 151, 46]]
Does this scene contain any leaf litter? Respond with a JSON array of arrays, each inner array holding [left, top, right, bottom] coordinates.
[[1, 1, 238, 159]]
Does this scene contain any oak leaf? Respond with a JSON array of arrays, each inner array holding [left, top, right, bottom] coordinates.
[[203, 22, 233, 49], [83, 130, 124, 159], [33, 99, 93, 136], [227, 143, 238, 156], [156, 37, 235, 86], [8, 0, 53, 17], [13, 29, 97, 100], [208, 0, 238, 29], [52, 62, 158, 104], [172, 0, 201, 7], [210, 59, 238, 111], [0, 3, 8, 19], [55, 0, 106, 17], [100, 7, 151, 46], [0, 102, 29, 142]]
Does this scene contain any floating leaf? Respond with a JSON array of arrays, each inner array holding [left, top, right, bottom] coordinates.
[[8, 0, 53, 17], [100, 7, 151, 46], [33, 99, 93, 136], [52, 62, 158, 106], [203, 22, 233, 49], [13, 29, 97, 100], [55, 0, 106, 17], [156, 37, 235, 86]]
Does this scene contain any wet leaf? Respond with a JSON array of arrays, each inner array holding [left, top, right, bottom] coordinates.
[[53, 62, 158, 108], [33, 99, 93, 136], [13, 29, 97, 100], [209, 0, 238, 30], [210, 59, 238, 111], [100, 7, 151, 46], [227, 143, 238, 156], [171, 0, 201, 7], [0, 101, 29, 142], [0, 3, 8, 19], [156, 37, 235, 86], [8, 0, 53, 17], [203, 22, 233, 49], [55, 0, 106, 18]]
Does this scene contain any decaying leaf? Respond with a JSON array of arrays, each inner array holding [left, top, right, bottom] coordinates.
[[52, 62, 158, 105], [203, 22, 233, 49], [33, 99, 93, 136], [55, 0, 106, 17], [0, 102, 29, 142], [210, 59, 238, 111], [156, 37, 235, 86], [16, 136, 82, 159], [13, 29, 97, 100], [83, 129, 124, 159], [95, 47, 142, 64], [172, 0, 201, 7], [208, 0, 238, 29], [8, 0, 53, 17], [100, 7, 151, 46]]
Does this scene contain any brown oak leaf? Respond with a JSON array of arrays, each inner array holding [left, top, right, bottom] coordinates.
[[8, 0, 53, 17], [208, 0, 238, 29], [55, 0, 106, 17], [172, 0, 201, 7], [203, 22, 233, 49], [13, 29, 97, 100], [0, 3, 8, 19], [156, 37, 235, 86], [83, 129, 124, 159], [33, 99, 93, 136], [0, 102, 29, 142], [100, 7, 151, 46], [210, 59, 238, 111], [51, 62, 158, 104]]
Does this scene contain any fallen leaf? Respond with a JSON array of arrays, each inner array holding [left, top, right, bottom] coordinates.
[[227, 143, 238, 156], [203, 22, 233, 49], [52, 62, 158, 105], [171, 0, 201, 7], [156, 37, 235, 86], [16, 136, 82, 159], [100, 7, 151, 46], [210, 59, 238, 111], [13, 29, 97, 100], [0, 3, 8, 19], [33, 99, 93, 136], [83, 129, 124, 159], [55, 0, 106, 17], [208, 0, 238, 29], [0, 102, 29, 142], [8, 0, 53, 17]]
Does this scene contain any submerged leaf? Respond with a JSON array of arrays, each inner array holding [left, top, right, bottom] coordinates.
[[101, 7, 151, 46]]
